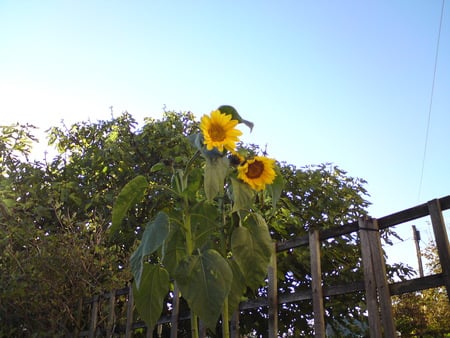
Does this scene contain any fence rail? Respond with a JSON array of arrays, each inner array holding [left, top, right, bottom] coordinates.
[[76, 196, 450, 337]]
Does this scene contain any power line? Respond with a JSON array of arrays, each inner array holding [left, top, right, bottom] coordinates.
[[418, 0, 446, 201]]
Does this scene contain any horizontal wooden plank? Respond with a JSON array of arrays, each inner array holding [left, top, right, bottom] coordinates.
[[239, 275, 444, 310], [323, 280, 365, 297], [378, 195, 450, 229], [389, 273, 445, 295], [320, 221, 360, 241], [239, 281, 365, 309], [276, 235, 309, 252]]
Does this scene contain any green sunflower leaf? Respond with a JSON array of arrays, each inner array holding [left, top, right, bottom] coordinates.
[[231, 213, 273, 290], [132, 264, 170, 333], [174, 249, 233, 329], [130, 212, 169, 289], [218, 105, 254, 131], [110, 175, 148, 235]]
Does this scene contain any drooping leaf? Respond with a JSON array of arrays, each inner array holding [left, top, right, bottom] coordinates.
[[110, 175, 148, 235], [174, 249, 233, 329], [204, 156, 229, 201], [230, 177, 255, 212], [132, 264, 170, 333], [130, 212, 169, 289], [231, 213, 273, 290], [266, 165, 284, 210], [187, 132, 203, 152], [218, 105, 254, 131], [188, 132, 225, 159]]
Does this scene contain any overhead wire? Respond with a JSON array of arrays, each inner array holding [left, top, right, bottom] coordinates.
[[418, 0, 446, 201]]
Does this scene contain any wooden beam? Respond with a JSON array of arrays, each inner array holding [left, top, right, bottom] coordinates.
[[309, 229, 325, 337], [389, 273, 444, 295]]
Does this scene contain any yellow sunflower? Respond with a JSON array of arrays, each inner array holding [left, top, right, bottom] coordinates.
[[200, 110, 242, 152], [237, 156, 276, 191]]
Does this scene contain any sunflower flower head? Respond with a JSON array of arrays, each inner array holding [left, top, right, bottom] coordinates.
[[237, 156, 276, 191], [200, 110, 242, 153]]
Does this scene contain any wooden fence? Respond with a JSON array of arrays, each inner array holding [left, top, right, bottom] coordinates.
[[76, 196, 450, 337]]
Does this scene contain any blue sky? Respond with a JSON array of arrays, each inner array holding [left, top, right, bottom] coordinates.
[[1, 1, 449, 269]]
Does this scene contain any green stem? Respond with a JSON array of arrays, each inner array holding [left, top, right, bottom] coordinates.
[[183, 199, 198, 338], [222, 297, 230, 338], [184, 150, 201, 175], [184, 200, 193, 255], [191, 312, 199, 338]]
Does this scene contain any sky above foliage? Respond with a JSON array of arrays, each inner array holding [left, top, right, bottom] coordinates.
[[1, 1, 449, 269]]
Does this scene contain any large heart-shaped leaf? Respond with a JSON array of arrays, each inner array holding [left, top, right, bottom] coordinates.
[[174, 249, 233, 329], [131, 212, 169, 289], [110, 175, 148, 235], [231, 213, 273, 290], [132, 264, 170, 333]]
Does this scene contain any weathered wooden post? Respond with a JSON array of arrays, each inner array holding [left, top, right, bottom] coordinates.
[[427, 199, 450, 299], [125, 286, 134, 338], [309, 229, 325, 337], [106, 290, 116, 337], [359, 217, 396, 337], [230, 311, 240, 338], [268, 242, 279, 338], [74, 298, 83, 337], [88, 295, 99, 338]]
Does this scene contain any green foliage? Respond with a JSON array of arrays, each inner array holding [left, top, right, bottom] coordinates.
[[0, 111, 198, 334], [393, 241, 450, 336], [0, 110, 418, 336]]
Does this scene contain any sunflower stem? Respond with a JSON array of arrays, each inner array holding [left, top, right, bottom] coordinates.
[[191, 312, 199, 338], [222, 297, 230, 338]]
